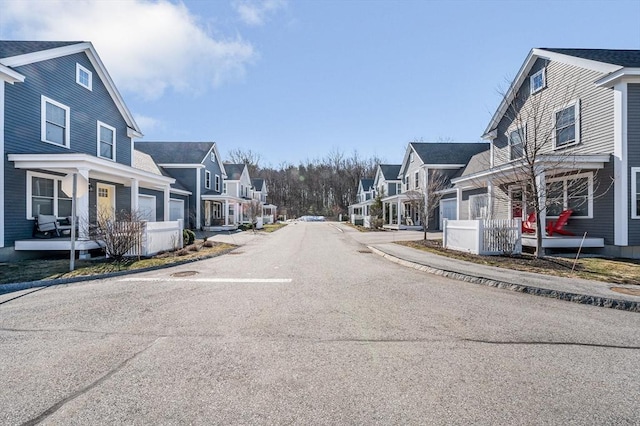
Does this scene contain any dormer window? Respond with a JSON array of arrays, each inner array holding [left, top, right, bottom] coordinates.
[[76, 63, 92, 90], [530, 68, 545, 94]]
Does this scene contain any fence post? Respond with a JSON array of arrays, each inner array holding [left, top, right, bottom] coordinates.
[[476, 220, 483, 255]]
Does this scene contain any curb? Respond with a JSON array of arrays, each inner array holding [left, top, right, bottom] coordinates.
[[0, 246, 238, 296], [368, 246, 640, 313]]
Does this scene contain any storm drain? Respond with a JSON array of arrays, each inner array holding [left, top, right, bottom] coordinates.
[[610, 287, 640, 297], [171, 271, 199, 278]]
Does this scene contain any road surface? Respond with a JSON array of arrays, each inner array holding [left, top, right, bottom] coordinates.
[[1, 222, 639, 424]]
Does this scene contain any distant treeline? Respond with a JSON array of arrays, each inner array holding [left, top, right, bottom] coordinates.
[[227, 149, 382, 219]]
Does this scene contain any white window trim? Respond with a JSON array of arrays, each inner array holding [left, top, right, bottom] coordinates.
[[507, 124, 526, 161], [41, 96, 70, 148], [530, 68, 546, 94], [210, 151, 216, 162], [215, 174, 221, 192], [631, 167, 640, 219], [546, 172, 593, 219], [138, 194, 156, 222], [553, 99, 581, 150], [97, 121, 116, 161], [26, 171, 70, 219], [223, 182, 227, 194], [76, 63, 92, 90], [205, 171, 211, 189]]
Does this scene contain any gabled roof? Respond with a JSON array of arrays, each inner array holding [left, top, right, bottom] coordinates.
[[0, 41, 142, 136], [136, 141, 221, 165], [542, 48, 640, 68], [451, 149, 491, 180], [360, 178, 374, 191], [252, 178, 265, 191], [224, 164, 247, 181], [411, 142, 489, 165], [378, 164, 402, 181], [483, 48, 640, 137], [0, 41, 81, 57]]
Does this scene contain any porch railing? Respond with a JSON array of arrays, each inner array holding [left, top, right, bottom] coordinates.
[[126, 220, 184, 257], [443, 219, 522, 255]]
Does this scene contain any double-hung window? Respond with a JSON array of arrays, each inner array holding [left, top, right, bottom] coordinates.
[[76, 63, 92, 90], [469, 194, 489, 220], [546, 173, 592, 218], [633, 168, 640, 219], [215, 175, 221, 192], [554, 100, 580, 149], [27, 172, 72, 219], [97, 121, 116, 160], [414, 171, 419, 189], [205, 171, 211, 189], [530, 68, 545, 94], [508, 126, 525, 160], [41, 96, 70, 147]]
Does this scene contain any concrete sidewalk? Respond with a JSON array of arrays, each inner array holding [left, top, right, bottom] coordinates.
[[368, 242, 640, 313]]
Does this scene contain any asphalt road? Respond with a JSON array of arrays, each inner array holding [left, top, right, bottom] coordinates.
[[1, 222, 639, 425]]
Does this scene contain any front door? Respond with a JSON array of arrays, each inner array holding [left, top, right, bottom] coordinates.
[[96, 183, 115, 222], [440, 199, 457, 230]]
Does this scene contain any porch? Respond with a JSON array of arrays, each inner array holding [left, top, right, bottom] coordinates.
[[522, 234, 604, 248]]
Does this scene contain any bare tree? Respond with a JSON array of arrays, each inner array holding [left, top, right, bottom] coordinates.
[[477, 77, 610, 257], [226, 148, 262, 176], [92, 208, 145, 264], [245, 199, 263, 232], [405, 170, 449, 240]]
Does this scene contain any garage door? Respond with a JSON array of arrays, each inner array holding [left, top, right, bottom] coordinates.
[[439, 199, 457, 230], [169, 199, 184, 222]]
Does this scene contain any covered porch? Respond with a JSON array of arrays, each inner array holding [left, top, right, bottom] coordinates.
[[381, 195, 423, 230], [201, 195, 243, 231]]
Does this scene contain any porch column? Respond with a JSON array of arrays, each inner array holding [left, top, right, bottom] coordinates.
[[224, 200, 229, 226], [487, 179, 494, 219], [613, 82, 628, 246], [535, 167, 546, 234], [130, 179, 139, 213], [397, 199, 402, 225], [77, 168, 90, 240], [164, 185, 170, 221]]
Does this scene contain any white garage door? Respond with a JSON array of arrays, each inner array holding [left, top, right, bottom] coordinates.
[[170, 199, 184, 221], [439, 199, 457, 230]]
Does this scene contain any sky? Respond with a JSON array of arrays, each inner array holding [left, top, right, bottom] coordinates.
[[1, 0, 640, 167]]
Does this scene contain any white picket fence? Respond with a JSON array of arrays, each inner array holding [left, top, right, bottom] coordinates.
[[443, 219, 522, 255]]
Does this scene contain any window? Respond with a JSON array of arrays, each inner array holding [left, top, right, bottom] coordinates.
[[223, 183, 227, 194], [404, 176, 409, 191], [210, 151, 216, 162], [41, 96, 70, 147], [509, 187, 525, 220], [215, 175, 221, 192], [633, 168, 640, 219], [414, 171, 419, 189], [205, 171, 211, 189], [508, 127, 525, 160], [97, 121, 116, 160], [213, 203, 222, 219], [546, 173, 592, 218], [27, 172, 71, 219], [410, 152, 414, 162], [554, 100, 580, 149], [530, 68, 545, 94], [76, 63, 92, 90], [469, 194, 489, 219]]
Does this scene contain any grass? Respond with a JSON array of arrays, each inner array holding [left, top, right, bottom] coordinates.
[[0, 241, 237, 285], [397, 239, 640, 285], [262, 223, 288, 233]]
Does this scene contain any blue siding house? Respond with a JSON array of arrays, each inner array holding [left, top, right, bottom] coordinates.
[[0, 41, 175, 260]]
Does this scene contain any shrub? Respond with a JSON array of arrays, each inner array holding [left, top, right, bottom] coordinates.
[[183, 229, 196, 246], [188, 244, 200, 252], [203, 240, 216, 248], [176, 248, 189, 256]]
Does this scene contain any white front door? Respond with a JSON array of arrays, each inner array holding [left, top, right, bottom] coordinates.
[[96, 183, 115, 221]]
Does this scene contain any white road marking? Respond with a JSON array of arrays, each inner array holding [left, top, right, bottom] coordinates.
[[119, 277, 292, 283]]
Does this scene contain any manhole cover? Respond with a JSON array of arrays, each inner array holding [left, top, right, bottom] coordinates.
[[610, 287, 640, 296], [171, 271, 199, 277]]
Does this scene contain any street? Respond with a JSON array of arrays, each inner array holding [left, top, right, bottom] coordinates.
[[1, 222, 639, 425]]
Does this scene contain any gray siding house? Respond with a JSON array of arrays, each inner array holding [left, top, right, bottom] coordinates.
[[135, 141, 226, 230], [0, 41, 175, 260], [450, 48, 640, 257]]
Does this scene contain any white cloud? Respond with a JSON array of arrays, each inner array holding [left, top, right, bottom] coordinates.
[[233, 0, 286, 26], [133, 113, 162, 133], [0, 0, 256, 99]]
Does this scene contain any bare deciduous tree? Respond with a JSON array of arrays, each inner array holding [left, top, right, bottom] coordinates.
[[245, 199, 263, 232], [405, 170, 449, 240], [92, 208, 145, 263]]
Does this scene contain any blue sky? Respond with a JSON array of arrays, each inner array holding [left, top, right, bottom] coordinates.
[[2, 0, 640, 167]]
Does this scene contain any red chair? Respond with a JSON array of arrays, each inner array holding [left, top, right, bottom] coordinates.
[[522, 212, 536, 234], [546, 209, 574, 236]]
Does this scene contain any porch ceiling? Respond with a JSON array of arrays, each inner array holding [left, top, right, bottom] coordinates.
[[8, 153, 174, 189]]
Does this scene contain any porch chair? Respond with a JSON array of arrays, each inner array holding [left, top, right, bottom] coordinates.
[[521, 212, 536, 234], [546, 209, 574, 236], [33, 214, 61, 238]]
